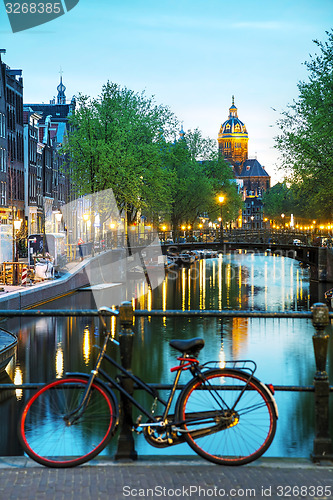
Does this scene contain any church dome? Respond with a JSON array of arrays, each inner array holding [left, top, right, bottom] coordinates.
[[218, 97, 248, 138]]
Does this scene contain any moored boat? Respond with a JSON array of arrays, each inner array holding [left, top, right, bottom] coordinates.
[[0, 329, 17, 374]]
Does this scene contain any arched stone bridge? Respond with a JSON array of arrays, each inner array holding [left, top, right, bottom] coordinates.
[[159, 241, 333, 283]]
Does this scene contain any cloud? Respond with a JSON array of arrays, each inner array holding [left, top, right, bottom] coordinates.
[[231, 21, 287, 30]]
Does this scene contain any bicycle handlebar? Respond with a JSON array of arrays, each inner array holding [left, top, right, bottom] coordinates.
[[97, 307, 119, 331], [98, 306, 119, 316]]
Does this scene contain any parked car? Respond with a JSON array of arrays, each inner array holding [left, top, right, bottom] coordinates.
[[293, 239, 301, 246]]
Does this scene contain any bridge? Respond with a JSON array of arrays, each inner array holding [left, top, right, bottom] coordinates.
[[159, 240, 333, 283]]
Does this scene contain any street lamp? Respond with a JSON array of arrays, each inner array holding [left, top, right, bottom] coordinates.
[[54, 212, 63, 233], [13, 219, 22, 284], [218, 195, 225, 243], [83, 213, 90, 241]]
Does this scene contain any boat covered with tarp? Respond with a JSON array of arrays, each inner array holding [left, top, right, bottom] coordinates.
[[0, 329, 17, 373]]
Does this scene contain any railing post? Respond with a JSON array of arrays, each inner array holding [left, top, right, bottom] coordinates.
[[311, 302, 333, 462], [115, 301, 138, 460]]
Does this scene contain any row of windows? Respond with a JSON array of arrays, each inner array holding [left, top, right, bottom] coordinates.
[[244, 214, 262, 221], [225, 123, 241, 132], [8, 167, 24, 201], [6, 88, 23, 126], [8, 132, 24, 162], [223, 141, 243, 149]]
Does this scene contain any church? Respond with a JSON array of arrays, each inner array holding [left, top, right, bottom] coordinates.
[[218, 97, 270, 229]]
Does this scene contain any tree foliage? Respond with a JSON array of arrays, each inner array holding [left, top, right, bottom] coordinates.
[[63, 82, 176, 223], [63, 82, 242, 233], [163, 128, 242, 237], [275, 30, 333, 219]]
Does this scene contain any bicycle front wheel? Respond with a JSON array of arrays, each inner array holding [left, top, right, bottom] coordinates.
[[176, 369, 277, 465], [18, 376, 118, 468]]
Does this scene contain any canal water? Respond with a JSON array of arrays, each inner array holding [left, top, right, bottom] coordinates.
[[1, 251, 332, 460]]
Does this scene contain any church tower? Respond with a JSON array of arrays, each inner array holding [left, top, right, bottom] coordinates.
[[217, 97, 248, 175], [56, 76, 66, 105]]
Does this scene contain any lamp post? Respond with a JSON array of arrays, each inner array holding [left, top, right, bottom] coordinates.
[[13, 218, 22, 285], [218, 196, 225, 243], [83, 213, 90, 241], [13, 219, 22, 261], [54, 212, 63, 233]]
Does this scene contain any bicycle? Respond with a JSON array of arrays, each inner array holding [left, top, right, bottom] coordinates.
[[18, 306, 278, 468]]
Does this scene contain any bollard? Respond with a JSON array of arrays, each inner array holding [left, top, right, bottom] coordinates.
[[311, 302, 333, 462], [115, 301, 138, 460], [21, 267, 28, 286]]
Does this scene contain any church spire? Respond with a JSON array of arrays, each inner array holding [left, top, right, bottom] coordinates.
[[179, 123, 185, 140], [229, 95, 238, 118], [57, 71, 66, 105]]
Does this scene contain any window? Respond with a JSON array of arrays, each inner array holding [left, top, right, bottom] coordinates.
[[0, 181, 6, 206], [0, 148, 6, 172]]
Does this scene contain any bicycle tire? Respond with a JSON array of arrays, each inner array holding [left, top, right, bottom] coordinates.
[[18, 376, 118, 468], [176, 368, 277, 465]]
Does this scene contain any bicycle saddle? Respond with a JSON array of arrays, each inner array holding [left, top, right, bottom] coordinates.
[[169, 337, 205, 355]]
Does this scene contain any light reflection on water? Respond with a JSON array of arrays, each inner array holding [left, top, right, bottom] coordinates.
[[1, 252, 332, 459]]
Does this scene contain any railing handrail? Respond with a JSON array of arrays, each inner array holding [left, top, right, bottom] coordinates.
[[0, 308, 326, 319], [1, 302, 333, 462]]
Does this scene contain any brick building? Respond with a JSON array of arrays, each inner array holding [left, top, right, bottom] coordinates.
[[26, 76, 76, 235], [218, 98, 271, 229]]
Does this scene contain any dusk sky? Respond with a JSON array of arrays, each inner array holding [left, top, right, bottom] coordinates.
[[1, 0, 332, 184]]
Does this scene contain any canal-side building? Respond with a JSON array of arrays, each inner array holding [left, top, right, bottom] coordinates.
[[0, 50, 25, 248], [217, 97, 271, 229], [0, 51, 7, 220], [26, 76, 76, 233], [23, 107, 42, 235]]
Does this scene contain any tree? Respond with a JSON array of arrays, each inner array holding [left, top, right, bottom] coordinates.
[[262, 182, 293, 219], [62, 82, 176, 226], [275, 30, 333, 219], [164, 128, 242, 238]]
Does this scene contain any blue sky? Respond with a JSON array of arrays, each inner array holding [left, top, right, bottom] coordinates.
[[1, 0, 332, 184]]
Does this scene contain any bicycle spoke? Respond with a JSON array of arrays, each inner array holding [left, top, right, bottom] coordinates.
[[19, 377, 117, 467], [177, 369, 276, 465]]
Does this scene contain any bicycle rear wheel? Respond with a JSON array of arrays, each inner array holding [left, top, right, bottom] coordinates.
[[176, 368, 277, 465], [18, 376, 118, 468]]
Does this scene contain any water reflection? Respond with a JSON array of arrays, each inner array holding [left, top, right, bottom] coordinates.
[[55, 344, 64, 378], [83, 327, 91, 366], [0, 252, 331, 459], [13, 365, 23, 401], [143, 253, 311, 313]]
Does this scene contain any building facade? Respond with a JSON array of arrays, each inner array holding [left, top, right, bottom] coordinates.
[[218, 96, 248, 176], [218, 98, 271, 229], [26, 77, 76, 235], [0, 49, 77, 259], [0, 50, 25, 260]]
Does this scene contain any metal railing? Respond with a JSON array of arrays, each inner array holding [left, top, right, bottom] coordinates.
[[0, 302, 332, 462]]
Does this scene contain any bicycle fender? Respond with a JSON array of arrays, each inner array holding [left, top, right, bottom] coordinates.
[[177, 368, 279, 421], [257, 380, 279, 419], [65, 372, 120, 423]]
